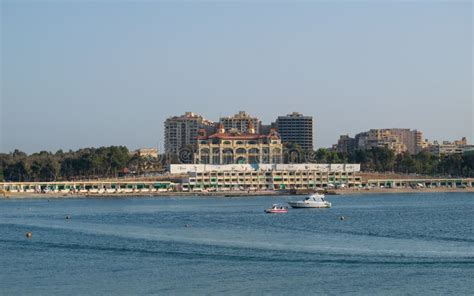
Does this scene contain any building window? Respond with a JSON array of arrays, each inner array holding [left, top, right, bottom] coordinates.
[[236, 148, 246, 154], [223, 148, 233, 164], [236, 156, 247, 164], [248, 148, 259, 164]]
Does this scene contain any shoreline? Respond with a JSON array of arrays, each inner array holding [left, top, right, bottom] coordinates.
[[1, 187, 473, 199], [335, 187, 474, 195]]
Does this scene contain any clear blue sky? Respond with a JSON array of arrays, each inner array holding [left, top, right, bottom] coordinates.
[[1, 1, 472, 153]]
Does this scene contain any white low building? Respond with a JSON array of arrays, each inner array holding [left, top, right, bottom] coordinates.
[[169, 163, 360, 174], [169, 163, 361, 191]]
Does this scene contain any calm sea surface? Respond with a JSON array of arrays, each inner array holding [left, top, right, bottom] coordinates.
[[1, 193, 473, 295]]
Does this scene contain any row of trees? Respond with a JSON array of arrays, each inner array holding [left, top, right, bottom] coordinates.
[[283, 143, 474, 177], [2, 146, 473, 182], [0, 146, 147, 182], [336, 148, 472, 177]]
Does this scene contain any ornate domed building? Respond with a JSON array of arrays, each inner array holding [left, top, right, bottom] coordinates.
[[194, 122, 283, 164]]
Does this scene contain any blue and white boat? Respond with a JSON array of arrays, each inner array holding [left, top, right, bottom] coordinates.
[[288, 193, 331, 208]]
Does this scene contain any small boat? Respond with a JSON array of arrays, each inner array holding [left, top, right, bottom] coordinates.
[[265, 204, 288, 213], [288, 193, 331, 208]]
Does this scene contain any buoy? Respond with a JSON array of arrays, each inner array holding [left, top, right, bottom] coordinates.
[[25, 232, 32, 238], [340, 216, 345, 221]]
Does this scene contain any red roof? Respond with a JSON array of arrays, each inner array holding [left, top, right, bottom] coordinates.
[[208, 133, 267, 140], [198, 130, 280, 140]]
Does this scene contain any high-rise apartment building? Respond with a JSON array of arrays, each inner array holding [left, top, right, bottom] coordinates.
[[275, 112, 314, 151], [336, 135, 356, 154], [337, 128, 426, 155], [219, 111, 261, 134], [164, 112, 215, 154]]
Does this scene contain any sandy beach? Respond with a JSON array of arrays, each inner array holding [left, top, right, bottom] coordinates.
[[2, 187, 473, 199], [335, 187, 474, 195]]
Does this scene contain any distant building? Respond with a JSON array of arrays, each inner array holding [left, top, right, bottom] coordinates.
[[356, 129, 405, 154], [426, 137, 472, 156], [336, 135, 356, 154], [463, 146, 474, 156], [358, 129, 425, 155], [194, 122, 283, 164], [275, 112, 314, 151], [427, 142, 463, 156], [454, 137, 468, 146], [335, 129, 426, 155], [260, 123, 276, 135], [135, 148, 158, 158], [219, 111, 261, 134], [164, 112, 215, 154]]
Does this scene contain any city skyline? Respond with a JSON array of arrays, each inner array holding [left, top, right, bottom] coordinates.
[[2, 106, 471, 155], [2, 1, 472, 153]]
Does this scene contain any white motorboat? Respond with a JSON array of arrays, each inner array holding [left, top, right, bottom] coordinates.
[[288, 193, 331, 208]]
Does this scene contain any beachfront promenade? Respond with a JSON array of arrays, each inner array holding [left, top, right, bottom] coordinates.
[[0, 180, 175, 195], [366, 178, 474, 188], [1, 177, 473, 196]]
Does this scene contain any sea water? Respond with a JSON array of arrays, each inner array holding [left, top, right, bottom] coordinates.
[[1, 193, 473, 295]]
